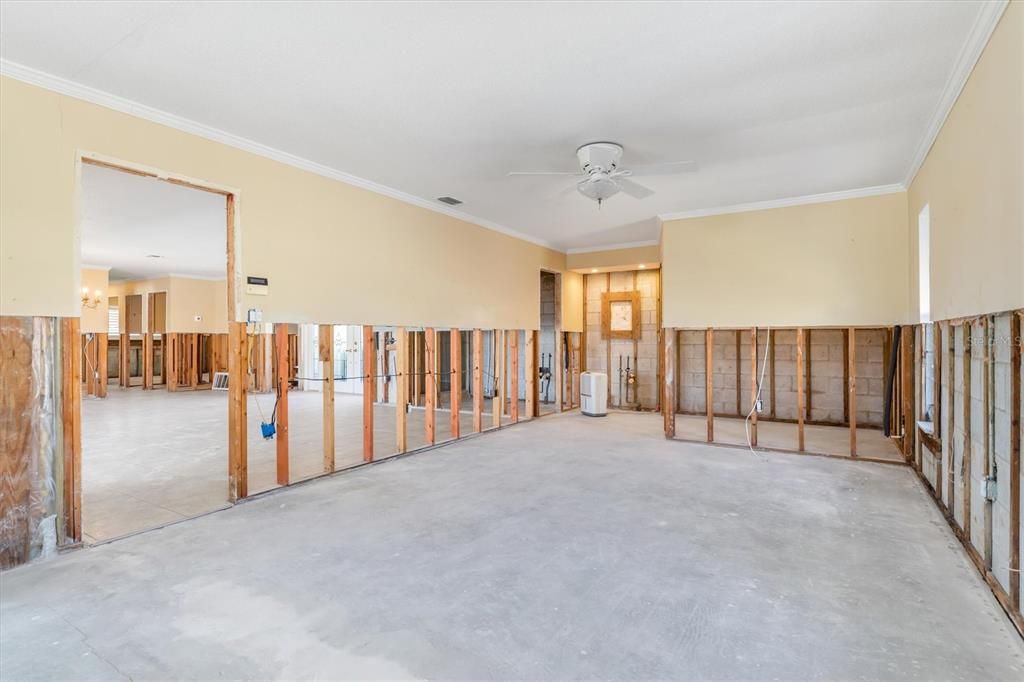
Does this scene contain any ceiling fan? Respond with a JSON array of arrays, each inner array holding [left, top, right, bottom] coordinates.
[[507, 142, 697, 207]]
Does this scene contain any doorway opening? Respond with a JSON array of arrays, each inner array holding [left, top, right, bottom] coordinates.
[[76, 159, 232, 543]]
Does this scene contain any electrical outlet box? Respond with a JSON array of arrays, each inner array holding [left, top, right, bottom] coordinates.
[[981, 476, 997, 502], [755, 399, 764, 414], [247, 308, 263, 324]]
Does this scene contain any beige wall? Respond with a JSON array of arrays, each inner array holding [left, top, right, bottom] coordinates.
[[79, 267, 109, 334], [107, 276, 227, 334], [566, 244, 661, 273], [907, 1, 1023, 321], [661, 192, 910, 328], [0, 76, 570, 330], [560, 271, 584, 333], [169, 277, 227, 333]]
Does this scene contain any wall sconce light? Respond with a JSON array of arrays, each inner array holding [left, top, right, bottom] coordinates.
[[81, 287, 102, 309]]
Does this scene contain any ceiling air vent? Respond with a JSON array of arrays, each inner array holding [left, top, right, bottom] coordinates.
[[437, 196, 462, 206]]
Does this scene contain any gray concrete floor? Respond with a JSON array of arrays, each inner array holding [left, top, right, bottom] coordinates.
[[674, 413, 904, 462], [80, 387, 519, 542], [6, 411, 1024, 679]]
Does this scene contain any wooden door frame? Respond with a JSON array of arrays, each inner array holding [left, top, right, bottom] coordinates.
[[63, 153, 240, 544]]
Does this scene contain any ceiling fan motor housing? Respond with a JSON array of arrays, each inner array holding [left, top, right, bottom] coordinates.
[[576, 142, 623, 175]]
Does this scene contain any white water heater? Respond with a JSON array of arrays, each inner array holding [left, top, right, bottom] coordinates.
[[581, 372, 608, 417]]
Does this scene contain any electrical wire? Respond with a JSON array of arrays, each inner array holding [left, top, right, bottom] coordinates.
[[745, 327, 771, 458]]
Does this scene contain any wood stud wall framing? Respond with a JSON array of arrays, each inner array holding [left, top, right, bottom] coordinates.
[[320, 325, 335, 473], [450, 328, 461, 439], [667, 325, 893, 462], [661, 311, 1022, 635], [274, 324, 290, 486], [362, 326, 375, 462], [425, 328, 436, 445]]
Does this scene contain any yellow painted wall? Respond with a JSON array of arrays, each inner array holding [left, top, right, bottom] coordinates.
[[661, 192, 911, 328], [169, 278, 227, 333], [566, 244, 661, 272], [560, 271, 584, 332], [0, 76, 570, 330], [907, 1, 1023, 321], [107, 276, 227, 334], [79, 267, 109, 334]]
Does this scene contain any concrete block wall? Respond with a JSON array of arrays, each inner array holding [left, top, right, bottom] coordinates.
[[584, 270, 659, 410], [991, 314, 1012, 593], [951, 326, 966, 528], [854, 329, 886, 427], [969, 322, 987, 554], [925, 311, 1019, 601], [675, 327, 885, 427], [940, 325, 953, 509], [540, 272, 557, 370]]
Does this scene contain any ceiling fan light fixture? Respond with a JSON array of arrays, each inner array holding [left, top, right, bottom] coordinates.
[[577, 174, 619, 205]]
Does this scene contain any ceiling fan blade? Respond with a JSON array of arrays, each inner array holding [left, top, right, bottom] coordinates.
[[626, 160, 698, 177], [507, 171, 581, 176], [559, 182, 582, 197], [615, 177, 655, 200]]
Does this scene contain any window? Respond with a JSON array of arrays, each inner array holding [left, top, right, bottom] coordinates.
[[107, 297, 120, 336], [918, 205, 930, 322]]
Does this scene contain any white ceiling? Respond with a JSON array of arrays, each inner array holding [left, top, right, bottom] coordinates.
[[81, 163, 227, 281], [1, 1, 1001, 251]]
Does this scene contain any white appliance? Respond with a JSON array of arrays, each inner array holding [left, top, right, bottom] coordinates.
[[581, 372, 608, 417]]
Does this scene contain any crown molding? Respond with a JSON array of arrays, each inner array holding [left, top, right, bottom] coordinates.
[[566, 240, 659, 255], [901, 0, 1008, 187], [0, 59, 557, 251], [658, 184, 905, 222]]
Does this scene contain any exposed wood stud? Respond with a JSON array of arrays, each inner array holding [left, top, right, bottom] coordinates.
[[472, 329, 483, 432], [750, 328, 758, 447], [735, 332, 742, 416], [805, 329, 813, 419], [902, 325, 915, 460], [119, 331, 129, 387], [320, 325, 335, 473], [425, 328, 436, 445], [947, 323, 956, 507], [510, 331, 520, 423], [274, 324, 289, 486], [493, 330, 504, 428], [362, 325, 374, 462], [525, 330, 536, 418], [225, 192, 236, 332], [842, 328, 850, 424], [769, 330, 776, 418], [797, 328, 806, 452], [450, 328, 461, 439], [1010, 312, 1021, 610], [142, 332, 153, 390], [96, 332, 108, 398], [705, 328, 714, 442], [656, 267, 663, 413], [59, 318, 83, 542], [982, 316, 993, 569], [606, 273, 612, 406], [962, 323, 972, 538], [664, 328, 676, 439], [190, 333, 199, 388], [848, 328, 857, 457], [396, 327, 408, 453], [227, 321, 247, 502]]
